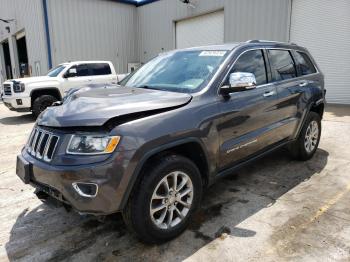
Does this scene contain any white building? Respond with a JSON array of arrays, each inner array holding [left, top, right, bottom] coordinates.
[[0, 0, 349, 104]]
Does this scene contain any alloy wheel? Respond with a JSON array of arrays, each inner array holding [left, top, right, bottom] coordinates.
[[150, 171, 193, 230], [304, 120, 319, 153]]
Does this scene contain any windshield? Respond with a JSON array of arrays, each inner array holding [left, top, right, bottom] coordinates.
[[120, 50, 228, 93], [47, 65, 66, 77]]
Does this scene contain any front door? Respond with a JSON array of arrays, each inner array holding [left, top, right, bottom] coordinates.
[[61, 64, 91, 93], [217, 49, 279, 170]]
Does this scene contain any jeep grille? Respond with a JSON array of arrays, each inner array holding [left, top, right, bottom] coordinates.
[[27, 127, 59, 162]]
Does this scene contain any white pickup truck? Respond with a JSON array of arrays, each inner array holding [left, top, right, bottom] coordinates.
[[1, 61, 122, 117]]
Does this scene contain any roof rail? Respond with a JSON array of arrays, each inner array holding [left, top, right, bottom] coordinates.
[[246, 39, 298, 45], [246, 40, 260, 43]]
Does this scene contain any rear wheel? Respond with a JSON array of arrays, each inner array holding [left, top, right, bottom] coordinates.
[[122, 155, 203, 243], [289, 112, 321, 161], [32, 95, 58, 118]]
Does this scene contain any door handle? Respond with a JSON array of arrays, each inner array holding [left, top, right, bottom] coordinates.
[[263, 91, 276, 97], [299, 81, 308, 87]]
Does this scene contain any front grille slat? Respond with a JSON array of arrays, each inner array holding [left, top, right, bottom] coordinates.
[[27, 129, 36, 153], [26, 127, 59, 162], [34, 131, 43, 154], [44, 136, 59, 161], [37, 133, 49, 158], [3, 84, 12, 96], [30, 130, 39, 155]]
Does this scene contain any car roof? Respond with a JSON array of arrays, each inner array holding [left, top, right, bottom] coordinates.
[[59, 61, 112, 66], [180, 43, 241, 51], [173, 40, 305, 52]]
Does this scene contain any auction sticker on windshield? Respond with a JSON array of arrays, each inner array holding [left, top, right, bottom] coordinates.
[[199, 51, 227, 57]]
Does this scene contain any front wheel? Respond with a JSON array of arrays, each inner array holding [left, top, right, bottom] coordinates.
[[289, 111, 321, 161], [122, 155, 203, 243], [32, 95, 58, 118]]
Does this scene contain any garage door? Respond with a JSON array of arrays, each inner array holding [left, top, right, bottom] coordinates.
[[176, 11, 224, 49], [290, 0, 350, 104]]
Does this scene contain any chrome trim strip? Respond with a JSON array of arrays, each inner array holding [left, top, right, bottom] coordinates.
[[72, 182, 98, 198], [30, 130, 39, 155], [42, 135, 53, 161], [26, 127, 59, 162], [26, 128, 36, 152], [45, 135, 59, 162], [35, 131, 45, 158]]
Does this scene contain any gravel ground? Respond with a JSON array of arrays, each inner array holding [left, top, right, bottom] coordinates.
[[0, 104, 349, 262]]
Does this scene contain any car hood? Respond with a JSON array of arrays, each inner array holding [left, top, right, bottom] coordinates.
[[37, 86, 192, 127], [8, 76, 57, 84]]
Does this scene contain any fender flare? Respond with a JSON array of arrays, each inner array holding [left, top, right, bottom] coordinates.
[[119, 137, 210, 209], [294, 98, 325, 139], [30, 87, 63, 101]]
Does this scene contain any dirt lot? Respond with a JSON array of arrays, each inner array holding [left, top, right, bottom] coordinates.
[[0, 103, 350, 262]]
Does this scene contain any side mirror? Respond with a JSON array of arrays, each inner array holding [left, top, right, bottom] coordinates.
[[220, 72, 257, 95], [65, 68, 77, 78]]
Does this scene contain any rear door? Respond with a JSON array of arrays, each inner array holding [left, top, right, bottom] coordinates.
[[86, 63, 117, 85], [266, 49, 315, 139], [218, 49, 279, 169]]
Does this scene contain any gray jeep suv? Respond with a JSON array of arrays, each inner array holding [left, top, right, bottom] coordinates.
[[16, 40, 325, 243]]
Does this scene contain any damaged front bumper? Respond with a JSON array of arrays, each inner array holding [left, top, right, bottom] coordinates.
[[16, 148, 136, 215]]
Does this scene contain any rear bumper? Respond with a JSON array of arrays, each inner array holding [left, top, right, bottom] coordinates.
[[2, 96, 31, 111], [18, 148, 136, 215]]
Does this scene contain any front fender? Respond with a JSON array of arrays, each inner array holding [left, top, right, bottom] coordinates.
[[118, 137, 210, 210]]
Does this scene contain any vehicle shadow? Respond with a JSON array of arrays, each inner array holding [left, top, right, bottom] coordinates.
[[5, 148, 329, 261], [0, 114, 35, 125]]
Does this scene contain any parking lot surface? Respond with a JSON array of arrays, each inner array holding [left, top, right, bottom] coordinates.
[[0, 104, 349, 262]]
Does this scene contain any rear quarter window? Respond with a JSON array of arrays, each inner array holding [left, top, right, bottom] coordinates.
[[293, 51, 317, 76]]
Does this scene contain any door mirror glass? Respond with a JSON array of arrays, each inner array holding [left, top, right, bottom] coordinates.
[[220, 72, 257, 95], [65, 68, 77, 78]]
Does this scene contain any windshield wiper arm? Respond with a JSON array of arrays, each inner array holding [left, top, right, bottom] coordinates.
[[136, 85, 159, 90]]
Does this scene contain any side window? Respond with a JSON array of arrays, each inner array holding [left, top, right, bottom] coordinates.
[[293, 51, 317, 76], [69, 64, 89, 77], [230, 50, 267, 86], [89, 63, 112, 76], [267, 50, 297, 81]]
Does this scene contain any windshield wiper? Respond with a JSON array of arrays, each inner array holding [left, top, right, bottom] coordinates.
[[136, 85, 160, 91]]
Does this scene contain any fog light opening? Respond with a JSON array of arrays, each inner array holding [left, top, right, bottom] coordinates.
[[72, 182, 98, 198], [16, 99, 23, 105]]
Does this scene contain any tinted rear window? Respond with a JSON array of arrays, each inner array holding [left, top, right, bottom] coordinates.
[[267, 50, 297, 81], [293, 51, 317, 76], [89, 63, 112, 75]]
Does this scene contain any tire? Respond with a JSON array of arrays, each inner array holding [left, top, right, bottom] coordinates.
[[122, 154, 203, 244], [32, 95, 58, 118], [289, 111, 321, 161]]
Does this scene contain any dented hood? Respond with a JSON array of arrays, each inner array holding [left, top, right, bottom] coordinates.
[[37, 86, 192, 127]]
